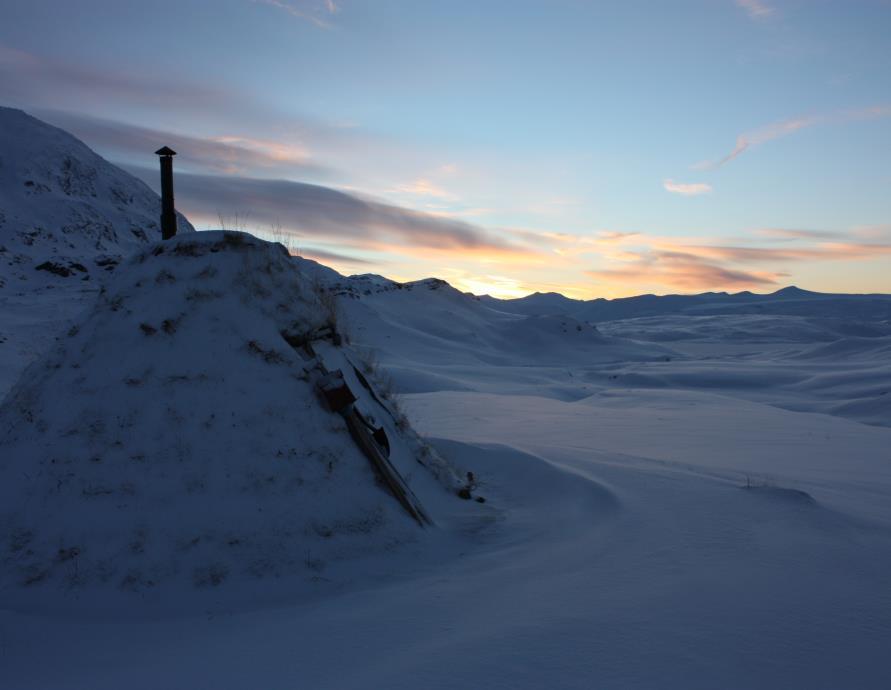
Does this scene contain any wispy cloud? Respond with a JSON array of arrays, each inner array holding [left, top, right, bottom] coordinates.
[[598, 231, 640, 243], [735, 0, 776, 20], [663, 179, 713, 196], [125, 166, 534, 259], [699, 105, 891, 169], [251, 0, 340, 28], [588, 251, 782, 291], [680, 243, 891, 263], [292, 247, 370, 265], [700, 116, 819, 169], [392, 178, 456, 200], [584, 228, 891, 292], [0, 43, 231, 112], [754, 228, 846, 241], [37, 110, 330, 178]]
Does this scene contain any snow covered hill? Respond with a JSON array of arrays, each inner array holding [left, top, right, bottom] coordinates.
[[301, 269, 672, 397], [0, 107, 195, 397], [0, 231, 468, 616]]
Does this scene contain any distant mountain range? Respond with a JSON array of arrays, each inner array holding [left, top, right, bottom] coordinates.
[[479, 285, 891, 322]]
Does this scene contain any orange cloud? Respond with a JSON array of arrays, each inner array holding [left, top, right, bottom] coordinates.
[[583, 229, 891, 294], [393, 178, 455, 199]]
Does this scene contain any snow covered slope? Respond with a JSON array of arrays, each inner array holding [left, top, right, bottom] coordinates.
[[0, 106, 195, 397], [0, 106, 194, 290], [327, 275, 673, 393], [0, 231, 466, 616]]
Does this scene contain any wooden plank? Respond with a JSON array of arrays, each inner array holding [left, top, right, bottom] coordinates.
[[343, 406, 432, 527]]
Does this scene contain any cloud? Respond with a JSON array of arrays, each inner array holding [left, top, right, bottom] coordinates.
[[583, 229, 891, 293], [293, 247, 371, 265], [849, 224, 891, 241], [392, 178, 456, 199], [735, 0, 776, 20], [598, 231, 640, 242], [587, 250, 781, 291], [754, 228, 846, 241], [124, 166, 532, 257], [663, 179, 713, 196], [680, 243, 891, 262], [36, 110, 331, 179], [710, 116, 819, 168], [0, 43, 231, 114], [701, 105, 891, 169], [251, 0, 340, 28]]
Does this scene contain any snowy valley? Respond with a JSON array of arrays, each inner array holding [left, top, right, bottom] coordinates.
[[1, 109, 890, 689]]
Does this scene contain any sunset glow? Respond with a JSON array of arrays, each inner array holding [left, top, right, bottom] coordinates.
[[3, 0, 889, 297]]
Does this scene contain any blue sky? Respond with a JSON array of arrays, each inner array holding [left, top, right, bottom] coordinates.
[[2, 0, 890, 296]]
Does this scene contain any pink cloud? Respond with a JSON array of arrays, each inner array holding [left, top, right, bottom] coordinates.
[[701, 105, 891, 169], [713, 116, 820, 167], [587, 251, 781, 291], [735, 0, 776, 20], [663, 179, 713, 196]]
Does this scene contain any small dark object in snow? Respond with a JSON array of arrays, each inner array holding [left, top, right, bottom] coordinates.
[[371, 426, 391, 456], [457, 487, 472, 500], [475, 496, 486, 503], [35, 261, 74, 277], [23, 568, 49, 586], [247, 340, 287, 364], [57, 546, 81, 562], [139, 323, 157, 336], [94, 255, 120, 268], [194, 564, 229, 587], [317, 370, 357, 412], [8, 529, 32, 553]]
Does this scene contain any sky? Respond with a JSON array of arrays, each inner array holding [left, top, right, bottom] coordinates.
[[2, 0, 890, 298]]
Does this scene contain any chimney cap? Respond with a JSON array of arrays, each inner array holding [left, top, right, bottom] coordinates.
[[154, 146, 177, 156]]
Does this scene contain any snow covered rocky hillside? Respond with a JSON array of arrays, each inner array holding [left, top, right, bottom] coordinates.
[[0, 231, 468, 616], [0, 107, 194, 396]]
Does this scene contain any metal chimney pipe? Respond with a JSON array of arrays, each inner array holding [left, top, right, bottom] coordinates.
[[154, 146, 178, 240]]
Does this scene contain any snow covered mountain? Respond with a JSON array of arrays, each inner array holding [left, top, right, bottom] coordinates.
[[484, 284, 891, 323], [0, 107, 195, 396], [0, 106, 194, 290]]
